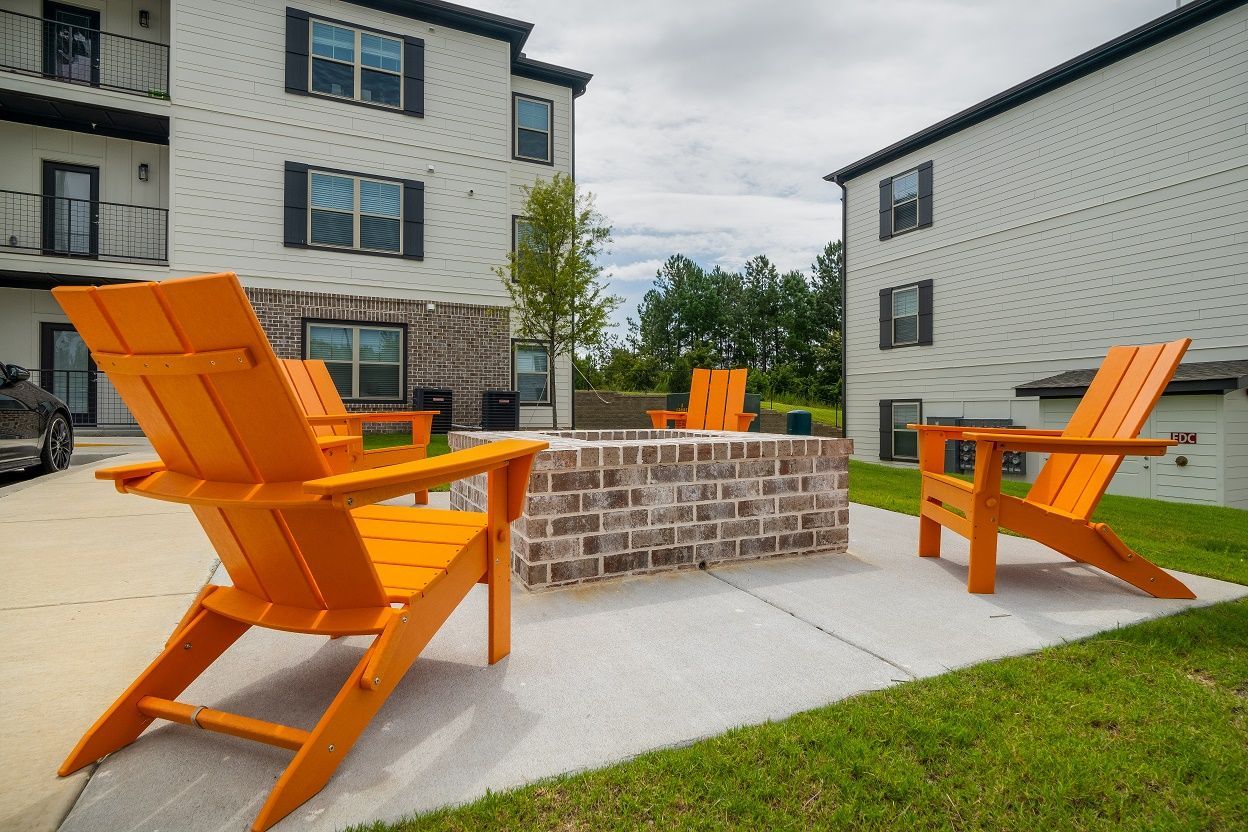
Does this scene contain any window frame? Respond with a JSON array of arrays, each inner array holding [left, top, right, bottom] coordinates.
[[890, 285, 920, 347], [890, 169, 920, 234], [512, 92, 554, 165], [301, 319, 407, 404], [306, 168, 404, 254], [890, 400, 922, 462], [308, 16, 404, 110], [512, 338, 552, 407]]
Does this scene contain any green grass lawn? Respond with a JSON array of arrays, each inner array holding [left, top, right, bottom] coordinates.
[[350, 461, 1248, 832], [761, 398, 843, 427]]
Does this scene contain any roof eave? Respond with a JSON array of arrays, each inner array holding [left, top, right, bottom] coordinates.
[[512, 55, 593, 97], [824, 0, 1244, 184]]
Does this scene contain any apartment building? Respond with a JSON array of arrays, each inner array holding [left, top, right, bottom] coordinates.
[[0, 0, 589, 430], [826, 0, 1247, 507]]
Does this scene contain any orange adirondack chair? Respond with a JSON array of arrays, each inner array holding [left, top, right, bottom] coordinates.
[[647, 368, 756, 431], [52, 273, 547, 832], [912, 338, 1194, 599], [282, 358, 438, 504]]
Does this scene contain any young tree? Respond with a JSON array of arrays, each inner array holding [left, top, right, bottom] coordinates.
[[495, 172, 620, 428]]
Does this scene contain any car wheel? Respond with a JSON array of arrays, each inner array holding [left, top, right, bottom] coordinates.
[[39, 413, 74, 474]]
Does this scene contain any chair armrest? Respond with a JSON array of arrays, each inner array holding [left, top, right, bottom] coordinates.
[[647, 409, 687, 429], [304, 438, 548, 511], [908, 425, 1064, 439], [731, 412, 756, 431], [353, 410, 439, 422], [96, 460, 166, 482], [961, 433, 1176, 455]]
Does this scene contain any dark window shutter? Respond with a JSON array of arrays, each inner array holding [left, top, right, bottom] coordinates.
[[918, 279, 934, 345], [917, 161, 933, 228], [283, 162, 308, 247], [879, 178, 893, 240], [402, 180, 424, 259], [879, 288, 893, 350], [879, 400, 893, 461], [285, 8, 310, 95], [402, 36, 425, 117]]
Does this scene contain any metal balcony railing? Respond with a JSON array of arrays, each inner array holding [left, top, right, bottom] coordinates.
[[25, 368, 139, 429], [1, 190, 168, 262], [0, 8, 169, 98]]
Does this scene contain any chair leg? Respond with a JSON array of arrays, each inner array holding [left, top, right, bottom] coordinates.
[[413, 489, 429, 506], [60, 609, 249, 775], [918, 509, 941, 558], [966, 528, 999, 594], [486, 468, 511, 665], [1083, 523, 1193, 599]]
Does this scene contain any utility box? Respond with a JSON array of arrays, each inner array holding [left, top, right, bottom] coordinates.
[[786, 410, 812, 436], [481, 390, 519, 431], [413, 387, 453, 435]]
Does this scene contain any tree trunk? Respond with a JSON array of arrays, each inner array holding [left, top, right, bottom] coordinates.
[[548, 342, 558, 429]]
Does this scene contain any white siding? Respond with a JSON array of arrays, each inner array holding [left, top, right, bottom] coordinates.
[[842, 6, 1248, 501], [1224, 390, 1248, 510], [166, 0, 572, 306]]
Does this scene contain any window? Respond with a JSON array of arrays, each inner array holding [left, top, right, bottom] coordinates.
[[891, 401, 921, 461], [285, 9, 424, 117], [512, 215, 535, 251], [879, 399, 921, 462], [891, 171, 919, 233], [879, 161, 932, 239], [309, 171, 402, 253], [305, 322, 404, 401], [310, 20, 402, 107], [513, 94, 553, 163], [514, 341, 550, 405], [891, 286, 919, 345], [879, 280, 933, 349]]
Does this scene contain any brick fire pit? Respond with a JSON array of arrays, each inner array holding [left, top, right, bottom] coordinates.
[[449, 429, 852, 590]]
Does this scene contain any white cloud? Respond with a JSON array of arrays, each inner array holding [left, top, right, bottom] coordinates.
[[487, 0, 1178, 331]]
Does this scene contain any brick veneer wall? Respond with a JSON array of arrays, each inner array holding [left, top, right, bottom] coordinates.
[[246, 286, 511, 425], [451, 429, 852, 589], [574, 390, 843, 436]]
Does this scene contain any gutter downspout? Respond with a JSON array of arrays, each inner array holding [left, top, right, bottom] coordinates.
[[837, 180, 848, 438], [570, 90, 577, 430]]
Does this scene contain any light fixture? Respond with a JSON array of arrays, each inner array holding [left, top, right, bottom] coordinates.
[[426, 302, 436, 312], [138, 163, 149, 181], [139, 9, 150, 28], [426, 164, 435, 174], [8, 235, 17, 247]]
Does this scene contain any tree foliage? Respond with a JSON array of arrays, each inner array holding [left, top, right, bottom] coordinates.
[[496, 172, 620, 427], [578, 241, 843, 405]]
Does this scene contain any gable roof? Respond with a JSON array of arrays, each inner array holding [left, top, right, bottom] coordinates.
[[1015, 359, 1248, 398], [344, 0, 592, 95], [825, 0, 1244, 184]]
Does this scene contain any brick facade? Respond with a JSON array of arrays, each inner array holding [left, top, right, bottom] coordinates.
[[246, 286, 511, 425], [451, 429, 853, 589]]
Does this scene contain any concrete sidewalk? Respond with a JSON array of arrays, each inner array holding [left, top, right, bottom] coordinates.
[[1, 452, 1243, 832]]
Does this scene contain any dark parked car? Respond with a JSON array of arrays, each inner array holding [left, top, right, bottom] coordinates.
[[0, 364, 74, 475]]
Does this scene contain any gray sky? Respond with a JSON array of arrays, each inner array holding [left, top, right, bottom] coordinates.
[[488, 0, 1184, 330]]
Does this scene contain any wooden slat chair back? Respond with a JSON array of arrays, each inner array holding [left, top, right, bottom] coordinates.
[[282, 357, 354, 438], [281, 358, 437, 503], [59, 274, 386, 611], [52, 273, 547, 831], [648, 368, 755, 431], [1028, 340, 1188, 518], [911, 338, 1194, 599]]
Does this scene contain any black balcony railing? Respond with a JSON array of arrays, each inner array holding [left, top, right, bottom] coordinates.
[[0, 8, 169, 98], [26, 368, 139, 429], [1, 190, 168, 262]]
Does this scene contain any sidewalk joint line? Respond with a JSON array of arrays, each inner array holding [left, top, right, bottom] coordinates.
[[705, 568, 917, 680], [2, 590, 202, 612]]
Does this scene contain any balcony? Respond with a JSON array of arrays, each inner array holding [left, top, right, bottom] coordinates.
[[1, 190, 167, 263], [0, 8, 168, 99]]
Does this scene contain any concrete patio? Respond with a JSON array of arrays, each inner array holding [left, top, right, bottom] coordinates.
[[1, 452, 1243, 832]]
